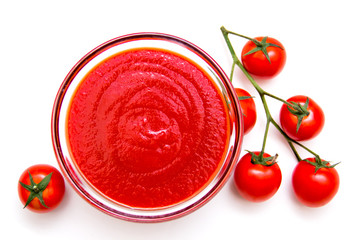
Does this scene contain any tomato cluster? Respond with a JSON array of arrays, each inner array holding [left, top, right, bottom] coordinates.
[[223, 27, 340, 207]]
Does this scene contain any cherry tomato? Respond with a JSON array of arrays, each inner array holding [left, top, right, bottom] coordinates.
[[279, 95, 325, 141], [235, 88, 257, 134], [234, 152, 282, 202], [292, 158, 339, 207], [18, 164, 65, 213], [241, 36, 286, 80]]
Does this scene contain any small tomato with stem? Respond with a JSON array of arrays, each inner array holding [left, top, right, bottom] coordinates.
[[292, 157, 340, 207], [241, 36, 286, 80], [280, 95, 325, 141], [234, 151, 282, 202], [18, 164, 65, 213], [235, 88, 257, 134]]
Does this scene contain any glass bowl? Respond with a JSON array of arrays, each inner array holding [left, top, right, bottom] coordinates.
[[51, 32, 243, 222]]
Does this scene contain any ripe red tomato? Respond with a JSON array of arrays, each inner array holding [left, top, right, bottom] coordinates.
[[279, 95, 325, 141], [18, 164, 65, 213], [241, 36, 286, 80], [234, 152, 282, 202], [235, 88, 257, 134], [292, 158, 339, 207]]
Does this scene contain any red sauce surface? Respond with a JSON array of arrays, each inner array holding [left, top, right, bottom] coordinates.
[[67, 48, 229, 208]]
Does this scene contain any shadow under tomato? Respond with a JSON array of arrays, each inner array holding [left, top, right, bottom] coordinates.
[[228, 175, 276, 213]]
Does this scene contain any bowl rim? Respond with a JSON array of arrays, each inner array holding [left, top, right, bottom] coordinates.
[[51, 32, 243, 222]]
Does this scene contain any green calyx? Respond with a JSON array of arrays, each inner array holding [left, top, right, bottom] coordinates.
[[243, 36, 283, 63], [287, 98, 310, 133], [19, 171, 53, 209], [303, 156, 340, 173], [248, 151, 278, 167], [237, 96, 254, 101]]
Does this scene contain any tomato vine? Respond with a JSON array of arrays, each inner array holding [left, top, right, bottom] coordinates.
[[220, 26, 338, 170]]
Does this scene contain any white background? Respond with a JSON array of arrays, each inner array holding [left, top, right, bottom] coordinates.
[[1, 0, 359, 239]]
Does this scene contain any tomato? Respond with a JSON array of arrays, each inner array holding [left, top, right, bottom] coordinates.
[[241, 36, 286, 80], [292, 158, 339, 207], [18, 164, 65, 213], [234, 151, 282, 202], [279, 95, 325, 141], [235, 88, 257, 134]]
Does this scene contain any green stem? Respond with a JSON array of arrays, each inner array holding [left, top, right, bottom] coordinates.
[[287, 141, 302, 162], [221, 28, 260, 44], [263, 91, 293, 107], [259, 93, 272, 156], [33, 185, 40, 193], [261, 114, 271, 155], [293, 141, 319, 158], [230, 61, 236, 82], [269, 117, 303, 162], [221, 27, 264, 95]]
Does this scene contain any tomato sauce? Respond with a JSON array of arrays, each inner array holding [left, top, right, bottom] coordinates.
[[66, 48, 229, 209]]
